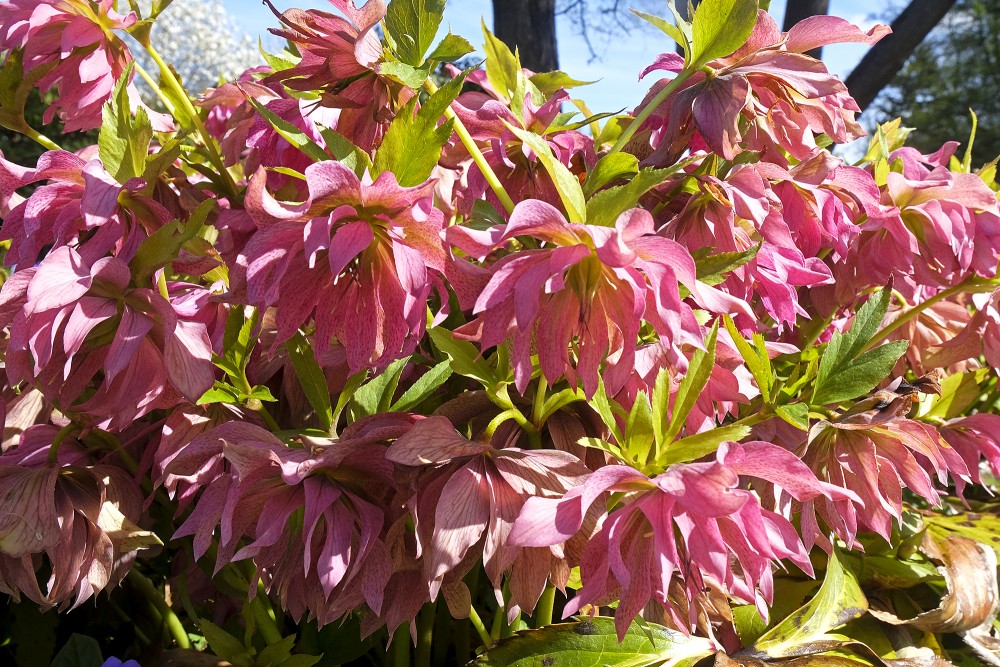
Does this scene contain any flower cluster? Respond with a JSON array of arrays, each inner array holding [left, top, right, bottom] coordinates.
[[2, 0, 1000, 664]]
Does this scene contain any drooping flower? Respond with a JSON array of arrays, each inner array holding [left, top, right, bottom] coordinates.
[[0, 151, 174, 270], [238, 160, 447, 371], [163, 416, 415, 629], [791, 392, 970, 548], [0, 247, 214, 430], [638, 13, 889, 165], [386, 415, 592, 615], [265, 0, 411, 150], [941, 413, 1000, 485], [0, 425, 159, 609], [0, 0, 170, 132], [448, 200, 737, 396], [508, 441, 849, 638]]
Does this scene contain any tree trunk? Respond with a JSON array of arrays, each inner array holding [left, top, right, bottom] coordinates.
[[492, 0, 559, 73], [781, 0, 830, 59], [845, 0, 958, 111]]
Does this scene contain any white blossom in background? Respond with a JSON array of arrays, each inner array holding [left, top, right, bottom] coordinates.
[[135, 0, 262, 98]]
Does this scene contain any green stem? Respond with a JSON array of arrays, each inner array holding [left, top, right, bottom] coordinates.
[[414, 601, 435, 667], [391, 625, 410, 667], [863, 279, 980, 353], [142, 42, 239, 200], [610, 69, 695, 154], [535, 584, 556, 627], [531, 376, 548, 427], [422, 79, 516, 214], [468, 605, 493, 648], [134, 61, 177, 116], [47, 423, 77, 465], [128, 571, 191, 649], [20, 125, 61, 151], [254, 584, 283, 644]]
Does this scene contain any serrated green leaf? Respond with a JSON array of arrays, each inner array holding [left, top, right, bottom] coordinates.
[[690, 0, 759, 68], [776, 403, 810, 430], [287, 332, 334, 432], [723, 314, 772, 403], [585, 167, 671, 228], [49, 634, 103, 667], [351, 357, 410, 418], [657, 423, 751, 467], [197, 382, 241, 405], [504, 123, 587, 223], [257, 635, 296, 667], [625, 391, 656, 466], [482, 21, 521, 101], [651, 366, 672, 450], [529, 70, 595, 96], [199, 619, 253, 663], [384, 0, 445, 66], [243, 92, 328, 163], [259, 37, 299, 73], [812, 340, 908, 406], [391, 360, 453, 412], [578, 436, 627, 462], [694, 244, 760, 286], [663, 321, 719, 444], [246, 385, 277, 402], [473, 617, 715, 666], [428, 326, 499, 390], [378, 61, 431, 89], [372, 68, 467, 186], [129, 198, 214, 285], [632, 8, 691, 61], [99, 62, 153, 183], [583, 153, 639, 197], [591, 377, 625, 446], [427, 32, 474, 62], [317, 126, 372, 178], [750, 549, 868, 659]]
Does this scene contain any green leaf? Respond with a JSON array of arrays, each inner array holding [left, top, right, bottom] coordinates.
[[632, 8, 692, 62], [578, 436, 627, 462], [656, 423, 751, 467], [197, 382, 241, 406], [504, 123, 587, 223], [693, 244, 760, 286], [384, 0, 445, 66], [427, 32, 475, 62], [259, 37, 299, 73], [391, 360, 453, 412], [129, 198, 214, 285], [428, 326, 499, 390], [529, 70, 595, 96], [776, 403, 810, 431], [750, 549, 868, 659], [242, 92, 328, 163], [690, 0, 760, 68], [651, 367, 672, 450], [246, 385, 277, 402], [919, 369, 990, 420], [378, 61, 431, 89], [722, 315, 772, 403], [287, 333, 334, 432], [220, 305, 259, 379], [372, 68, 467, 186], [49, 634, 103, 667], [0, 49, 53, 133], [663, 321, 719, 444], [585, 167, 671, 228], [472, 617, 715, 666], [199, 619, 253, 663], [482, 22, 521, 101], [591, 377, 625, 446], [351, 357, 410, 418], [923, 506, 1000, 557], [99, 62, 153, 183], [583, 153, 639, 198], [278, 656, 323, 667], [812, 340, 908, 406], [625, 392, 656, 466], [812, 286, 903, 406], [257, 635, 296, 667], [317, 127, 373, 178]]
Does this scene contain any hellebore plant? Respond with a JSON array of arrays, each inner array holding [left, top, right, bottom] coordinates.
[[3, 0, 1000, 665]]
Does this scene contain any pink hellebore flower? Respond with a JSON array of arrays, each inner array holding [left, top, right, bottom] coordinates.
[[239, 161, 447, 371], [448, 200, 726, 396], [793, 394, 970, 548], [639, 13, 889, 165], [386, 416, 592, 615], [164, 417, 414, 629], [941, 413, 1000, 486], [0, 151, 173, 270], [0, 0, 170, 132], [509, 441, 849, 639], [266, 0, 410, 150], [0, 425, 158, 609], [0, 247, 214, 430]]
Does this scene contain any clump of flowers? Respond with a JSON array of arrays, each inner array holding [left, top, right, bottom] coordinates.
[[2, 0, 1000, 665]]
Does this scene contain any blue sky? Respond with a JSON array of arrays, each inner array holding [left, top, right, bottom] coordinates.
[[222, 0, 896, 115]]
